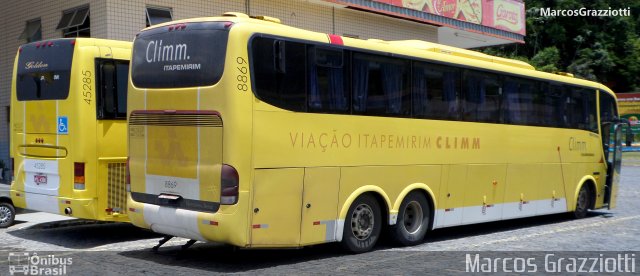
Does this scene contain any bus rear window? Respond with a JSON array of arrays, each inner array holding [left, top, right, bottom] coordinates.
[[131, 21, 229, 88], [16, 40, 75, 101]]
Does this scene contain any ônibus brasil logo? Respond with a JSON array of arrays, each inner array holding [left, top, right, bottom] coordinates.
[[8, 252, 72, 275]]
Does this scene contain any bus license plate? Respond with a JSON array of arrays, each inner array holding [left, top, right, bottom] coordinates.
[[34, 174, 47, 185]]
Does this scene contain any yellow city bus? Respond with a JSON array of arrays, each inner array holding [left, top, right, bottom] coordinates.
[[10, 38, 131, 222], [126, 13, 631, 252]]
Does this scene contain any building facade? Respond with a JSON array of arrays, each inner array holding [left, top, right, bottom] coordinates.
[[0, 0, 525, 181]]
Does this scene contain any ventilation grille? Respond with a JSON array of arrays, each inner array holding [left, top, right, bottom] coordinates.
[[107, 163, 127, 214], [129, 113, 222, 127]]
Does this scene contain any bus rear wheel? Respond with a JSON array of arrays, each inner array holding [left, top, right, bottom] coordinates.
[[390, 192, 430, 246], [573, 185, 591, 219], [341, 194, 381, 253]]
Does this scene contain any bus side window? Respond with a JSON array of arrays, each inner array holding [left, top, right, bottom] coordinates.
[[352, 53, 410, 117], [503, 77, 537, 126], [545, 85, 566, 128], [463, 71, 501, 123], [599, 91, 617, 123], [308, 46, 348, 113], [412, 62, 460, 121], [97, 59, 128, 119], [568, 87, 597, 132], [251, 37, 306, 112]]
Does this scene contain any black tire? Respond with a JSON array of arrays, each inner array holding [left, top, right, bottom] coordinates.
[[573, 185, 591, 219], [341, 194, 382, 253], [0, 202, 16, 228], [390, 192, 430, 246]]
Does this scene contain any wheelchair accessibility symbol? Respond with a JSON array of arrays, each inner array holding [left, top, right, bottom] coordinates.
[[57, 116, 68, 135]]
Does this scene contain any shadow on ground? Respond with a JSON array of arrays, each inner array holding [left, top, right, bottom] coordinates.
[[8, 222, 161, 249]]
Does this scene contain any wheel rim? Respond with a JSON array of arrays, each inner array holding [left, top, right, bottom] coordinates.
[[351, 203, 374, 240], [0, 206, 11, 224], [577, 188, 588, 213], [402, 200, 423, 234]]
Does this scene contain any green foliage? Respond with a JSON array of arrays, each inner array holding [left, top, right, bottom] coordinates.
[[483, 0, 640, 92], [530, 47, 560, 73]]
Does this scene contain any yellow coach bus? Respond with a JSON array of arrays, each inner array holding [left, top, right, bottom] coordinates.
[[11, 38, 131, 222], [127, 13, 631, 252]]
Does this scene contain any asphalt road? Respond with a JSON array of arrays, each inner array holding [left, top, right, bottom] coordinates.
[[1, 162, 639, 275]]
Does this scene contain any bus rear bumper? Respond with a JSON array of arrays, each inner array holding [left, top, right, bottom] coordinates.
[[127, 194, 245, 246], [10, 190, 110, 221], [11, 190, 61, 214]]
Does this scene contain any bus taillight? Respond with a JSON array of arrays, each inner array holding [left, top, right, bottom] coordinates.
[[220, 164, 239, 205], [125, 158, 130, 192], [11, 158, 14, 179], [74, 162, 85, 190]]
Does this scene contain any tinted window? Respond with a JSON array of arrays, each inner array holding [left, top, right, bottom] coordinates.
[[352, 53, 410, 116], [131, 21, 229, 88], [248, 34, 609, 133], [540, 85, 566, 128], [251, 37, 306, 111], [599, 90, 618, 159], [504, 77, 540, 126], [412, 62, 460, 120], [16, 39, 75, 101], [599, 91, 618, 123], [96, 59, 129, 119], [568, 87, 597, 132], [308, 46, 349, 113], [463, 71, 501, 123]]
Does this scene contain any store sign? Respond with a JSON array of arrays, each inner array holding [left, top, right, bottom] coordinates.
[[617, 93, 640, 133], [370, 0, 525, 35], [486, 0, 526, 34]]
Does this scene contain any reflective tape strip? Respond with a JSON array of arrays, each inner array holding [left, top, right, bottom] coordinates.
[[433, 198, 568, 229], [389, 213, 398, 225], [311, 220, 337, 242], [252, 224, 269, 229], [202, 220, 218, 226]]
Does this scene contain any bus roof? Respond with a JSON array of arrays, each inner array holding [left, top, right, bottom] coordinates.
[[19, 37, 131, 49], [138, 13, 617, 99]]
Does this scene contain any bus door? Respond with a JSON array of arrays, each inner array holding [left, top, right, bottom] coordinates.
[[95, 56, 129, 215], [603, 123, 623, 209]]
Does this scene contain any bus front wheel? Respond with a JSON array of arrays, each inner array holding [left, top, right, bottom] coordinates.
[[573, 185, 591, 219], [341, 194, 381, 253], [390, 192, 430, 246]]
